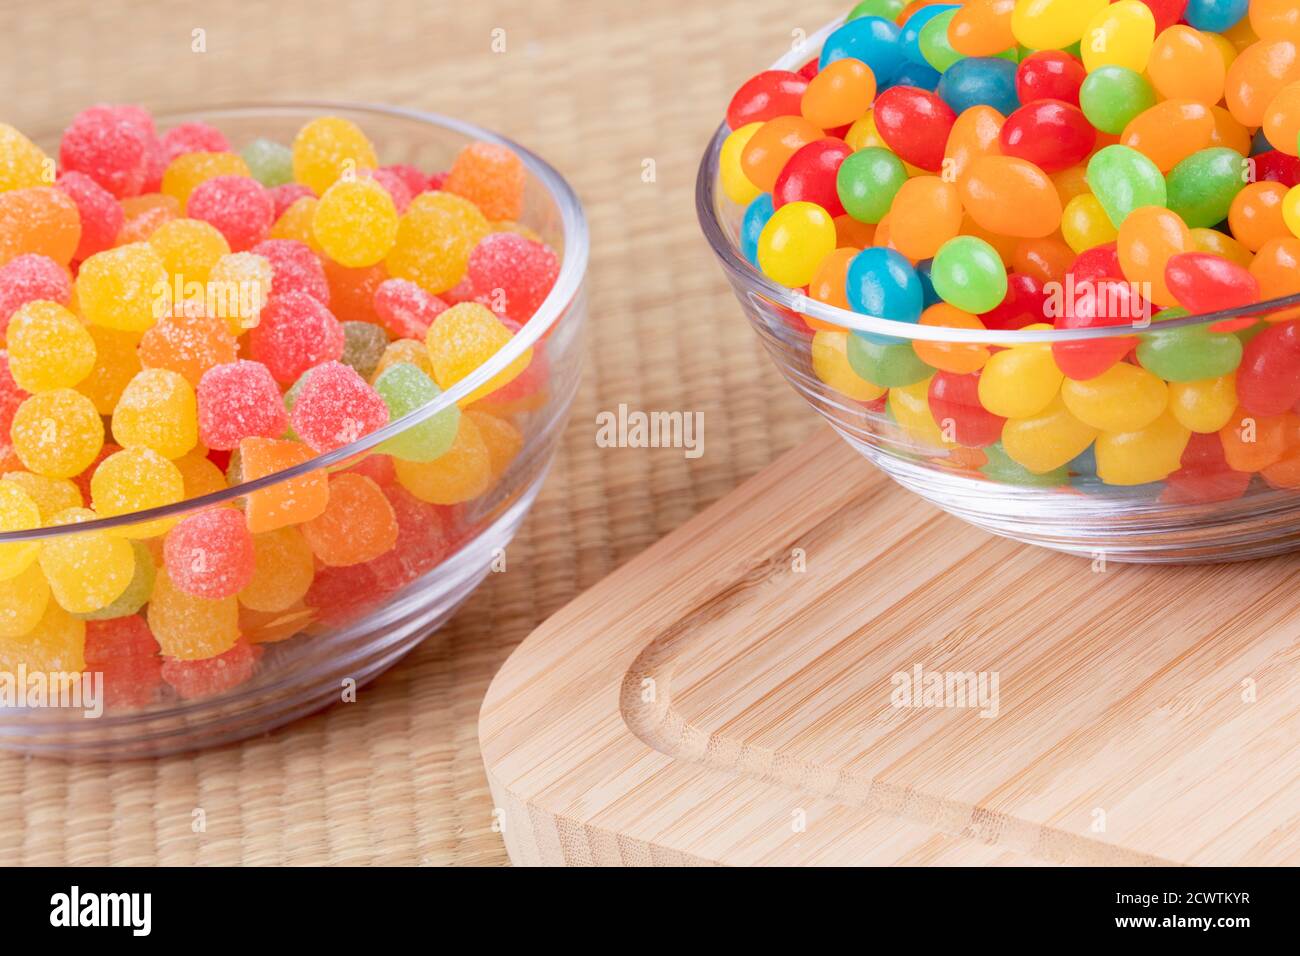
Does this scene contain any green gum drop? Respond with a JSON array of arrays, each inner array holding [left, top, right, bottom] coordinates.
[[240, 138, 294, 188], [1165, 148, 1248, 229], [373, 362, 460, 462], [847, 333, 932, 387]]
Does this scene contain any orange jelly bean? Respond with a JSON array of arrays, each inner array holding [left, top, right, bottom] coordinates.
[[801, 57, 876, 129], [949, 0, 1016, 56], [1250, 0, 1300, 43], [958, 155, 1062, 239], [1249, 236, 1300, 319], [1121, 100, 1216, 173], [1117, 206, 1190, 307], [740, 115, 824, 194], [804, 247, 856, 332], [1148, 26, 1227, 105], [942, 105, 1004, 186], [1225, 39, 1300, 127], [1011, 235, 1074, 284], [1228, 181, 1291, 252], [887, 176, 961, 259], [913, 304, 990, 374], [1262, 80, 1300, 157], [1219, 409, 1294, 472]]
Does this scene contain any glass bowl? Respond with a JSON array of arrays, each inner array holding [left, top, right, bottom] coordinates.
[[0, 103, 587, 757], [698, 21, 1300, 564]]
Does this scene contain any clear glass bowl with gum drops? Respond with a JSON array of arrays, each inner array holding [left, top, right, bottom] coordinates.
[[0, 102, 586, 757]]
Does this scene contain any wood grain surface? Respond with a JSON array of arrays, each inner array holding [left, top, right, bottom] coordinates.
[[481, 430, 1300, 866], [0, 0, 841, 865]]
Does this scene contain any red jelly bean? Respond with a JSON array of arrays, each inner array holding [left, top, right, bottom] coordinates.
[[1139, 0, 1190, 33], [1253, 150, 1300, 188], [1051, 278, 1143, 380], [1070, 242, 1124, 286], [928, 370, 1005, 447], [727, 70, 810, 130], [872, 86, 957, 172], [798, 58, 820, 81], [1164, 252, 1261, 315], [980, 272, 1047, 330], [1162, 431, 1250, 504], [999, 100, 1096, 173], [773, 138, 852, 217], [1236, 320, 1300, 416], [1015, 51, 1086, 108]]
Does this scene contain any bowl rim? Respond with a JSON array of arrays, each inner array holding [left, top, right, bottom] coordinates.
[[4, 100, 589, 542], [695, 17, 1300, 345]]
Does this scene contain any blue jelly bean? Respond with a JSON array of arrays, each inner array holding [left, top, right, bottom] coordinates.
[[741, 193, 774, 266], [915, 258, 940, 307], [936, 57, 1019, 116], [890, 60, 942, 92], [846, 247, 924, 343], [899, 3, 958, 64], [1251, 128, 1273, 156], [1184, 0, 1248, 33], [819, 16, 905, 84]]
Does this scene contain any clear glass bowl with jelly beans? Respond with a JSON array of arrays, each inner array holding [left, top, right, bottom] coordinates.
[[0, 103, 587, 756], [700, 1, 1300, 562]]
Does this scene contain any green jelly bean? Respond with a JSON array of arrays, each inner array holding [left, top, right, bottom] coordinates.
[[241, 138, 294, 188], [1136, 326, 1243, 382], [931, 236, 1006, 313], [1086, 144, 1166, 227], [919, 10, 963, 72], [847, 333, 932, 387], [1166, 148, 1248, 229], [74, 541, 155, 620], [837, 147, 908, 225], [849, 0, 906, 20], [373, 362, 460, 462], [1079, 67, 1156, 135], [981, 441, 1068, 487]]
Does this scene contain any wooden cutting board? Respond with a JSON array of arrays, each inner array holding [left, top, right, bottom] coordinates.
[[479, 429, 1300, 866]]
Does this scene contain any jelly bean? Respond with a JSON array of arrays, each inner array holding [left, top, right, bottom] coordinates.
[[837, 147, 908, 223], [1184, 0, 1248, 34], [1227, 181, 1289, 251], [981, 439, 1068, 485], [1225, 39, 1300, 127], [978, 335, 1062, 418], [241, 137, 294, 188], [890, 60, 944, 91], [804, 247, 857, 331], [1050, 279, 1145, 380], [1017, 53, 1084, 110], [942, 105, 1004, 185], [1095, 410, 1190, 484], [163, 507, 255, 600], [1079, 66, 1156, 134], [1061, 362, 1169, 432], [1262, 81, 1300, 158], [374, 362, 460, 462], [949, 0, 1016, 58], [1061, 193, 1119, 252], [0, 472, 81, 523], [774, 140, 852, 217], [1164, 251, 1260, 315], [1168, 375, 1238, 432], [1118, 206, 1190, 306], [291, 116, 377, 197], [0, 123, 51, 193], [935, 56, 1020, 116], [0, 563, 49, 638], [149, 218, 230, 285], [820, 16, 906, 84], [802, 59, 877, 129], [1001, 396, 1098, 473], [849, 0, 907, 19], [913, 303, 990, 373], [1086, 145, 1166, 227], [928, 369, 1003, 445], [1136, 314, 1243, 381], [958, 156, 1063, 238], [249, 290, 345, 385], [931, 235, 1008, 312], [1081, 1, 1157, 74], [39, 507, 135, 614], [845, 246, 925, 325], [981, 271, 1048, 329], [1235, 319, 1300, 414], [238, 526, 315, 613], [1219, 406, 1291, 470], [1285, 183, 1300, 237], [846, 333, 932, 386], [302, 473, 398, 567], [1250, 236, 1300, 316], [1148, 26, 1227, 105], [186, 175, 274, 252], [197, 360, 288, 451], [998, 100, 1095, 173], [0, 187, 82, 269], [758, 201, 837, 287], [811, 331, 888, 400], [741, 193, 776, 264], [240, 437, 329, 533], [1208, 105, 1254, 156], [1165, 147, 1248, 228], [1250, 0, 1300, 42], [741, 116, 825, 194], [1188, 227, 1254, 267], [59, 106, 151, 200], [720, 123, 763, 205], [1120, 100, 1216, 173], [728, 71, 810, 130], [1012, 236, 1074, 284], [887, 176, 962, 259], [56, 172, 124, 262], [887, 376, 949, 447], [916, 9, 966, 73], [871, 86, 957, 171], [1011, 0, 1109, 51]]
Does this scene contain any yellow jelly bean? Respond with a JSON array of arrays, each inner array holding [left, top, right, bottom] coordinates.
[[757, 201, 837, 287], [1168, 375, 1238, 433], [1061, 362, 1168, 432], [89, 446, 185, 538], [977, 342, 1063, 418], [1095, 410, 1190, 485], [0, 471, 81, 522], [888, 377, 948, 449], [1060, 193, 1119, 253], [111, 368, 199, 460], [1081, 1, 1156, 74], [720, 122, 763, 205], [811, 331, 887, 401], [1012, 0, 1109, 51], [1001, 396, 1098, 474]]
